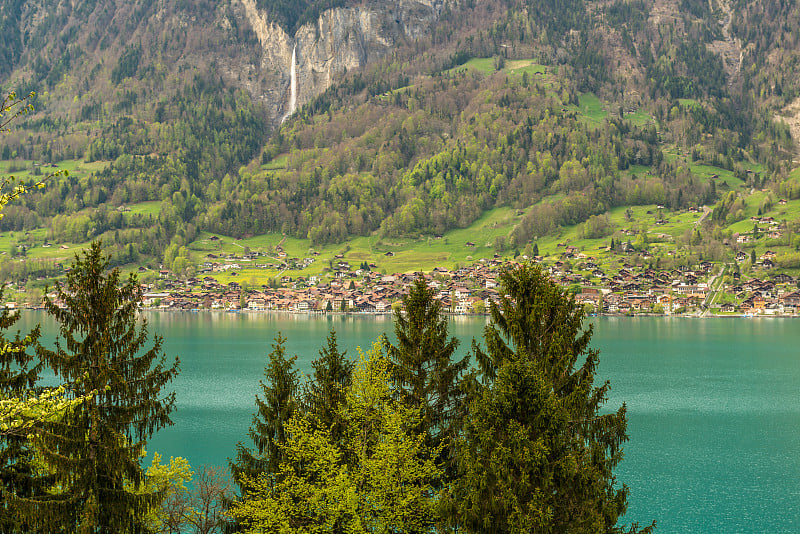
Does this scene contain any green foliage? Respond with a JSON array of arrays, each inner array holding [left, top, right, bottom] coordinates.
[[0, 296, 53, 533], [231, 333, 299, 493], [34, 242, 180, 533], [384, 277, 469, 479], [228, 342, 442, 533], [138, 453, 194, 534], [302, 329, 354, 444], [111, 45, 142, 84], [451, 264, 653, 533], [256, 0, 350, 34]]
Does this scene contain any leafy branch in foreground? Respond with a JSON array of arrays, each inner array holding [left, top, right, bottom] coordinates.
[[0, 385, 88, 437], [0, 91, 68, 218]]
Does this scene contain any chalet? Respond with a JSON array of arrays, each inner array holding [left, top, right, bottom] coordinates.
[[247, 298, 267, 310], [720, 303, 736, 313], [782, 292, 800, 308], [575, 293, 600, 306], [294, 300, 314, 312], [142, 292, 170, 306], [453, 286, 471, 299], [357, 300, 376, 313]]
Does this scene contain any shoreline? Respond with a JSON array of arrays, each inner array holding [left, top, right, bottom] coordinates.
[[134, 308, 800, 319], [15, 305, 798, 319]]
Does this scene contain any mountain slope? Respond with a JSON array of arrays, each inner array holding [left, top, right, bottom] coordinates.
[[1, 0, 800, 275]]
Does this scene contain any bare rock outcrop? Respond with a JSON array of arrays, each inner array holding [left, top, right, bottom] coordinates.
[[238, 0, 447, 126]]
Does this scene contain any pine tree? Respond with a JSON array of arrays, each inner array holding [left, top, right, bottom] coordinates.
[[453, 263, 654, 533], [0, 296, 53, 533], [35, 242, 180, 533], [230, 333, 299, 491], [303, 330, 353, 444], [228, 343, 441, 533], [384, 277, 469, 479]]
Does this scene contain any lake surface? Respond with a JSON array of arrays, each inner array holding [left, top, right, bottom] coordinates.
[[16, 311, 800, 533]]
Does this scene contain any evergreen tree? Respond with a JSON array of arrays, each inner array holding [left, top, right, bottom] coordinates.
[[228, 342, 441, 533], [452, 263, 653, 533], [303, 330, 353, 444], [384, 277, 469, 479], [230, 333, 299, 491], [35, 242, 180, 533], [0, 295, 52, 533]]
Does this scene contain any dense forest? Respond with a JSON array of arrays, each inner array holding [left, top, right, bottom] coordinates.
[[0, 0, 799, 271]]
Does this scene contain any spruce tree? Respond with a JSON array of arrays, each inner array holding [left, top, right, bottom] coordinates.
[[303, 330, 353, 444], [35, 242, 180, 533], [230, 333, 299, 491], [0, 297, 53, 533], [453, 263, 654, 533], [384, 277, 469, 479]]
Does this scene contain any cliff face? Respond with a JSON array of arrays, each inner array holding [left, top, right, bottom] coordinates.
[[239, 0, 447, 126], [2, 0, 445, 128]]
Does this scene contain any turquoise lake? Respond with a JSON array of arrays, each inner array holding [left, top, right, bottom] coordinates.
[[16, 311, 800, 532]]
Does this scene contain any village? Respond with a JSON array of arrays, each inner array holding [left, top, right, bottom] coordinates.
[[135, 240, 800, 317]]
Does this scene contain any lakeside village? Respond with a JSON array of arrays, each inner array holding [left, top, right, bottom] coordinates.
[[100, 243, 800, 318]]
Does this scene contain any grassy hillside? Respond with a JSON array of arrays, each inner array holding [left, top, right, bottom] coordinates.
[[2, 0, 800, 288]]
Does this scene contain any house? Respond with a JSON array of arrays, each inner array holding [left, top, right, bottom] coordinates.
[[142, 292, 170, 306], [782, 292, 800, 308]]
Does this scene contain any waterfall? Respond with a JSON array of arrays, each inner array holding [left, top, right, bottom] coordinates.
[[282, 44, 297, 123]]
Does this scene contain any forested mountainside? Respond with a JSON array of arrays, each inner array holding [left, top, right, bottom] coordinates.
[[1, 0, 800, 276]]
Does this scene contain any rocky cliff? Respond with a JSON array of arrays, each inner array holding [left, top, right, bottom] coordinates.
[[238, 0, 447, 126], [2, 0, 446, 129]]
